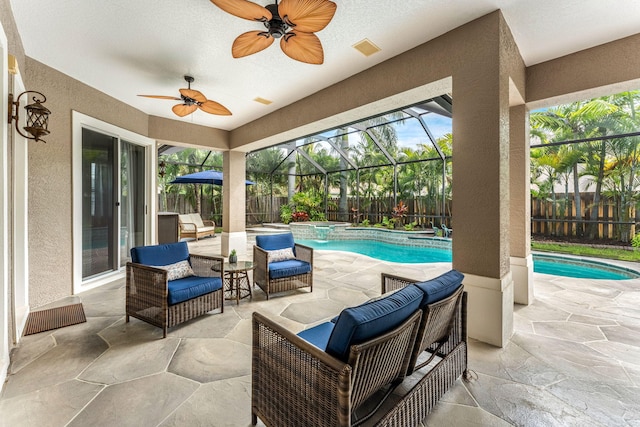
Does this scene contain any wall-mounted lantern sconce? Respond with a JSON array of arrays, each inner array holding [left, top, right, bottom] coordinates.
[[8, 91, 51, 143], [158, 160, 167, 178]]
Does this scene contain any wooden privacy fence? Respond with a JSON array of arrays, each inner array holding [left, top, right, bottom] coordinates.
[[162, 192, 637, 241], [531, 195, 637, 240]]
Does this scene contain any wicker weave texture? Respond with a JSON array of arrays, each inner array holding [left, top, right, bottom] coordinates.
[[253, 243, 313, 299], [126, 254, 224, 337]]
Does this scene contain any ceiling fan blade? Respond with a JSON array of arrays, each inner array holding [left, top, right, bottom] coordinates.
[[199, 100, 232, 116], [210, 0, 271, 21], [280, 31, 324, 64], [232, 31, 274, 58], [179, 89, 208, 103], [138, 95, 182, 100], [172, 104, 198, 117], [278, 0, 336, 33]]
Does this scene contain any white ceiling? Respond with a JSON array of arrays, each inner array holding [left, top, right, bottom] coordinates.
[[10, 0, 640, 131]]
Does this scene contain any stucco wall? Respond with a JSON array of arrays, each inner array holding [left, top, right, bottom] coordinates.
[[527, 32, 640, 108], [24, 59, 149, 307]]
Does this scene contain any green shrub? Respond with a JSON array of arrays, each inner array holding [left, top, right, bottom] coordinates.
[[280, 204, 293, 224], [360, 219, 370, 227], [632, 233, 640, 248], [403, 221, 418, 231]]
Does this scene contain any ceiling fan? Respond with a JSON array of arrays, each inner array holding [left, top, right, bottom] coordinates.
[[211, 0, 337, 65], [138, 75, 232, 117]]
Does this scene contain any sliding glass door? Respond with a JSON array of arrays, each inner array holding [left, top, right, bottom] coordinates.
[[81, 129, 148, 280]]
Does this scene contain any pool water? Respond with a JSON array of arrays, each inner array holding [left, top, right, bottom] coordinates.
[[296, 239, 640, 280], [297, 239, 452, 263]]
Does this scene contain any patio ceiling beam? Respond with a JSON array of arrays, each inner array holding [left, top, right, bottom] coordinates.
[[433, 94, 453, 116], [315, 136, 358, 170]]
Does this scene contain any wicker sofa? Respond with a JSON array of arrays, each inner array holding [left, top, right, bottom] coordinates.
[[253, 232, 313, 299], [251, 270, 467, 427], [126, 241, 224, 338], [178, 213, 216, 241]]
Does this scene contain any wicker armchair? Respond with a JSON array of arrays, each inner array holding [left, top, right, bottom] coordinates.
[[126, 242, 224, 338], [253, 232, 313, 299], [252, 310, 421, 427], [251, 270, 468, 427]]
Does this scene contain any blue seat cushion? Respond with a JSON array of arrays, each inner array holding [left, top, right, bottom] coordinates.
[[167, 276, 222, 305], [415, 270, 464, 307], [131, 242, 190, 266], [256, 233, 295, 252], [297, 321, 335, 351], [268, 260, 311, 279], [326, 284, 423, 361]]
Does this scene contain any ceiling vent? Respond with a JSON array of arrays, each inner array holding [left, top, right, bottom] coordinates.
[[352, 39, 381, 57], [254, 97, 273, 105]]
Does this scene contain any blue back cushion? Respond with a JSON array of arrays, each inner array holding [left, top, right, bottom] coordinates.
[[131, 242, 190, 266], [268, 260, 311, 279], [256, 233, 295, 251], [168, 276, 222, 305], [415, 270, 464, 307], [326, 284, 423, 361]]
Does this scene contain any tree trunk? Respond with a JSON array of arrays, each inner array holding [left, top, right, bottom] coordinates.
[[572, 163, 583, 237], [588, 142, 607, 239]]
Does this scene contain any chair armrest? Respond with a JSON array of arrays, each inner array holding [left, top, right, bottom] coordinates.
[[252, 312, 352, 427], [189, 254, 224, 277], [294, 243, 313, 264], [180, 222, 197, 232], [202, 220, 215, 227], [381, 273, 419, 294], [126, 262, 169, 309], [253, 245, 268, 284]]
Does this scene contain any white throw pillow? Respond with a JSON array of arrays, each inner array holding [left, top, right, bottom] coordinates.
[[267, 247, 295, 263], [153, 260, 195, 281]]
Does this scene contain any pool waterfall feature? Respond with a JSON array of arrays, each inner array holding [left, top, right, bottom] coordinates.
[[289, 222, 450, 250]]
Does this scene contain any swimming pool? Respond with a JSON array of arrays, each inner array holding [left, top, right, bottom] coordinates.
[[296, 239, 640, 280]]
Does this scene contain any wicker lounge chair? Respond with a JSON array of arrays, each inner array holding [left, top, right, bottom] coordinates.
[[251, 270, 468, 427], [178, 213, 216, 240], [126, 241, 224, 337], [253, 232, 313, 299]]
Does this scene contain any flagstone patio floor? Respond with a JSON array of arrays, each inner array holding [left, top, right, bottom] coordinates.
[[1, 234, 639, 426]]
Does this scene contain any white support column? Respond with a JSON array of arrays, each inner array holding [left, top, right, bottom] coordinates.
[[509, 104, 534, 305], [222, 150, 247, 257]]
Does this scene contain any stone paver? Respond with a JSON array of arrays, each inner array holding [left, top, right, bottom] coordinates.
[[2, 232, 639, 426]]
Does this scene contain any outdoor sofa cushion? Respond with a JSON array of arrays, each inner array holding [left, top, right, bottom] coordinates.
[[414, 269, 464, 306], [268, 259, 312, 280], [167, 275, 222, 305], [131, 241, 190, 265], [298, 284, 423, 361], [255, 232, 296, 252]]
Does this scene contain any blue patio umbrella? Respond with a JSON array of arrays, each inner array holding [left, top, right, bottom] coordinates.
[[171, 170, 255, 185]]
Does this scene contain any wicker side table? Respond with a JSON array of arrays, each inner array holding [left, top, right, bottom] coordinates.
[[223, 261, 254, 305]]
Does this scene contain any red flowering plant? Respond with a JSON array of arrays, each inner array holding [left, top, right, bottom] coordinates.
[[291, 211, 310, 222], [391, 201, 408, 227]]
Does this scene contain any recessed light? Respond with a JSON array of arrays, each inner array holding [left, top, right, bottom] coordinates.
[[254, 97, 273, 105], [352, 39, 381, 57]]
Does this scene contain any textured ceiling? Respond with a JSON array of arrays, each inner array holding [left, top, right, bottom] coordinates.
[[10, 0, 640, 131]]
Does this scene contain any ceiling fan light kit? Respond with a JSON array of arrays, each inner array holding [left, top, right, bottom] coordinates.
[[138, 75, 232, 118], [211, 0, 337, 65]]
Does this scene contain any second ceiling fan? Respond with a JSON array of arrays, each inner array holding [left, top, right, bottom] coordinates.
[[211, 0, 337, 65], [138, 75, 232, 118]]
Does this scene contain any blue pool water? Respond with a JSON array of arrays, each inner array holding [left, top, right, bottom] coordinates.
[[296, 239, 640, 280]]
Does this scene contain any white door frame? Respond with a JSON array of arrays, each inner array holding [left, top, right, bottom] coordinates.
[[11, 73, 29, 341], [71, 112, 156, 294], [0, 20, 11, 388]]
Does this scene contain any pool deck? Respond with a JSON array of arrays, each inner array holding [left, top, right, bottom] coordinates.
[[1, 233, 639, 426]]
